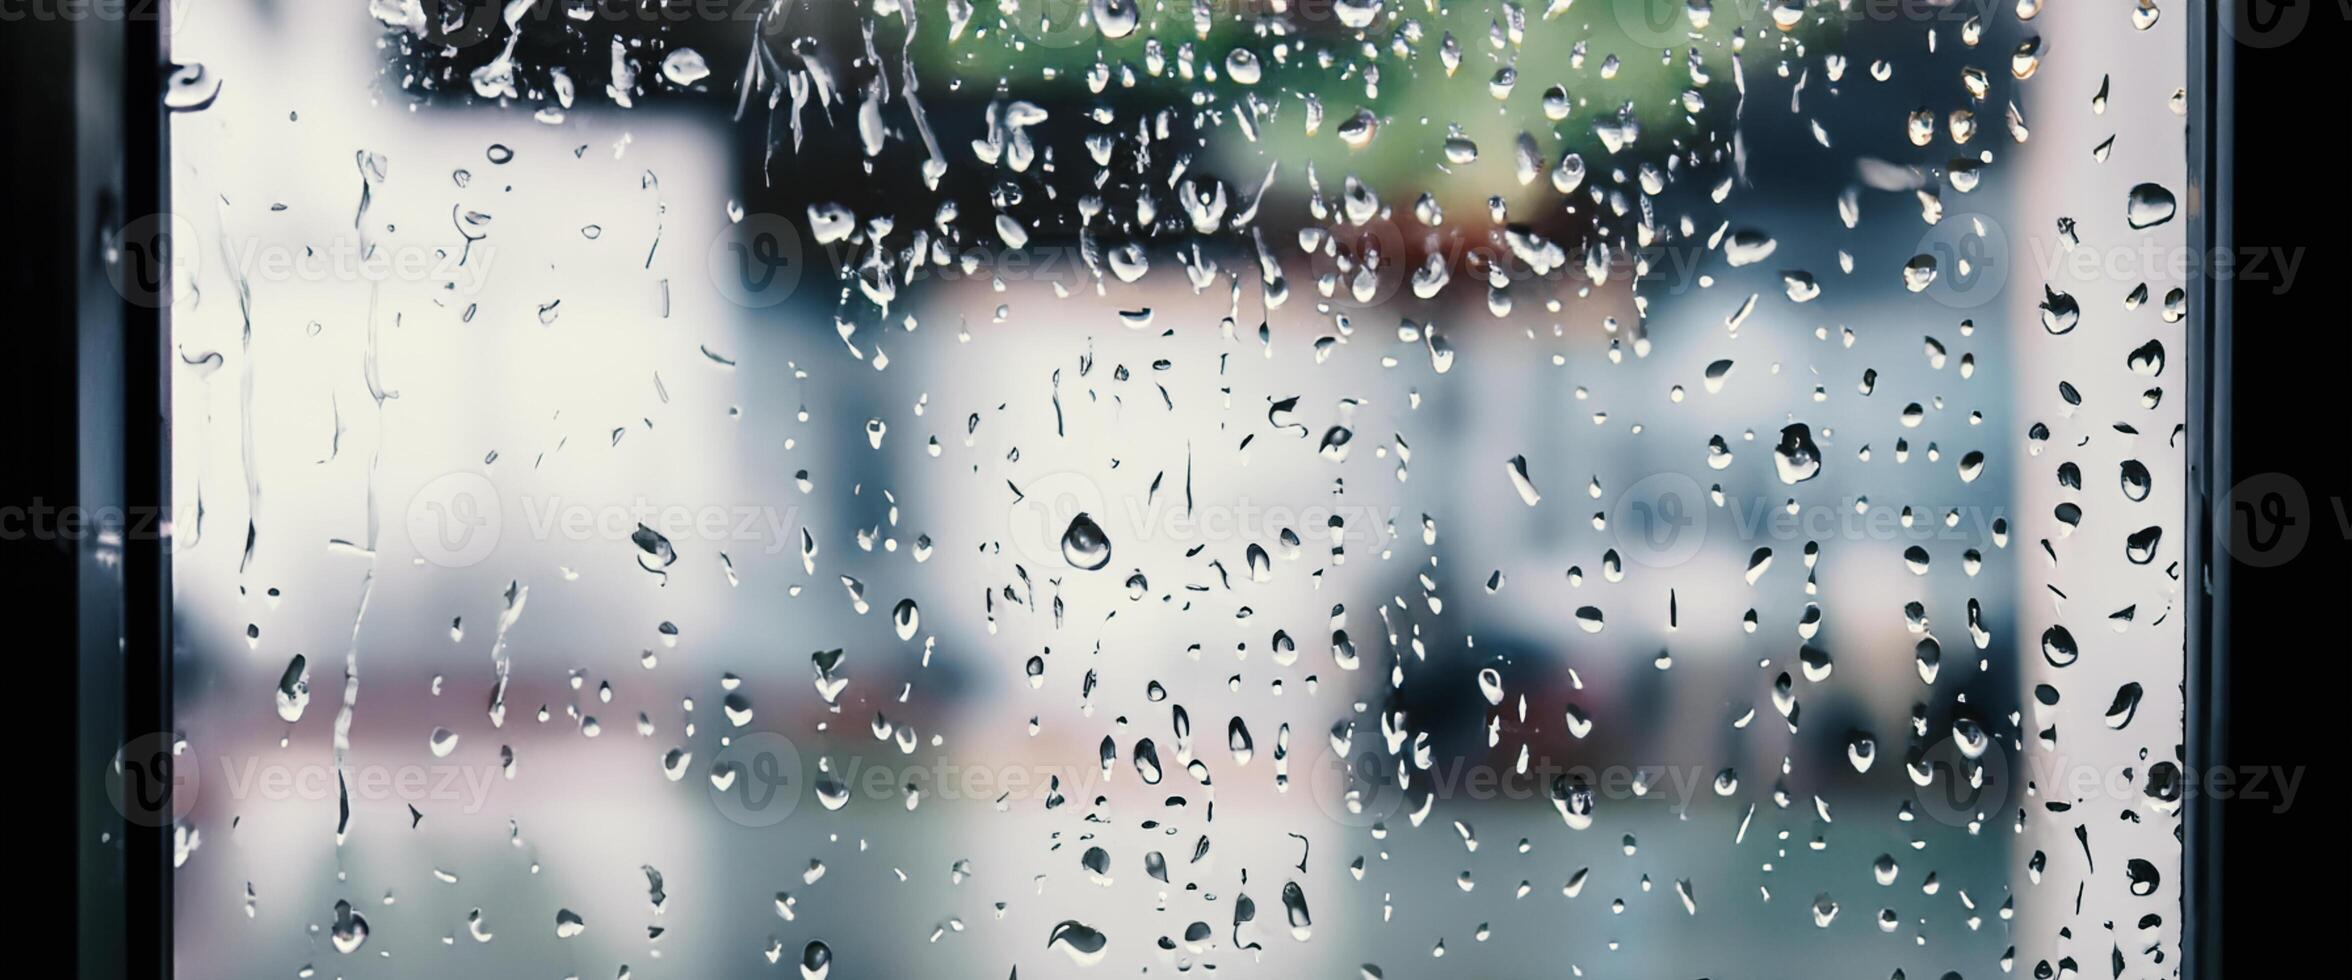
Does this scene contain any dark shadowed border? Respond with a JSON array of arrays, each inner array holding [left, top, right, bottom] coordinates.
[[13, 4, 2346, 978], [2, 4, 170, 978]]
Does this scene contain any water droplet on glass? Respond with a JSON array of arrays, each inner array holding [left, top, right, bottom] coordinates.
[[1060, 513, 1112, 570], [2126, 182, 2178, 229], [1773, 425, 1824, 484]]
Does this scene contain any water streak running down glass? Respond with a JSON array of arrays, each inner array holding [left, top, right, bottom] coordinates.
[[162, 1, 2187, 976]]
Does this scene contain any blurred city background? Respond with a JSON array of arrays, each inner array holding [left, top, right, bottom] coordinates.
[[163, 1, 2187, 977]]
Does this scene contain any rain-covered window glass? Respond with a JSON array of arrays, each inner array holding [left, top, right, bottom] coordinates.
[[166, 1, 2187, 976]]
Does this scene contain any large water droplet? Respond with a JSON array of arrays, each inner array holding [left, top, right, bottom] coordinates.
[[330, 900, 369, 954], [800, 940, 832, 980], [1061, 513, 1112, 570], [275, 655, 310, 723], [1047, 920, 1111, 966], [1773, 424, 1824, 484], [2126, 182, 2177, 229]]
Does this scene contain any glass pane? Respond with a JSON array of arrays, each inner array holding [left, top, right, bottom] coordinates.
[[166, 2, 2187, 976]]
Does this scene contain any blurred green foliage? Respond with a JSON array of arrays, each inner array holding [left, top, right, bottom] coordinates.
[[908, 0, 1826, 213]]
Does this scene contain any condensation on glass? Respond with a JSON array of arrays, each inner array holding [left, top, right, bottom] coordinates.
[[163, 1, 2188, 977]]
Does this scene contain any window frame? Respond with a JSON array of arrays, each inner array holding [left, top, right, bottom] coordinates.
[[25, 2, 2272, 976]]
